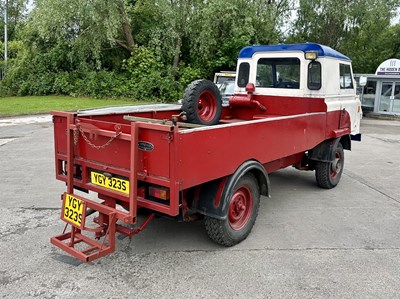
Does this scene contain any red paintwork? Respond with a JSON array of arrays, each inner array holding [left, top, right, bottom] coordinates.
[[52, 99, 345, 211], [326, 109, 351, 139], [245, 83, 255, 93], [229, 94, 327, 119], [330, 149, 343, 180], [51, 92, 352, 261], [213, 178, 226, 207], [229, 87, 267, 112], [228, 185, 253, 230], [198, 90, 218, 122]]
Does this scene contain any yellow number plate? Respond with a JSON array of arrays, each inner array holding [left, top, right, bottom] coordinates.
[[91, 171, 129, 194], [62, 194, 85, 228]]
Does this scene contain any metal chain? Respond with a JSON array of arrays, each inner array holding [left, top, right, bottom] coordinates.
[[74, 123, 121, 150], [73, 128, 79, 145]]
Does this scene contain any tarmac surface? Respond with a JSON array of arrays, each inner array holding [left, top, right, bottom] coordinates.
[[0, 115, 400, 298]]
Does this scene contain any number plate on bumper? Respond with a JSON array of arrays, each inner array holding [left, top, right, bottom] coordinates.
[[62, 194, 86, 228], [91, 171, 129, 194]]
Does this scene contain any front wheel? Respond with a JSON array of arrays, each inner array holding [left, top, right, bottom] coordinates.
[[315, 143, 344, 189], [205, 173, 260, 246]]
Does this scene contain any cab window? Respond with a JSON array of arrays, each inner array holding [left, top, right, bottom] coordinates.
[[340, 64, 353, 89], [308, 61, 321, 90], [237, 63, 250, 87], [256, 58, 300, 89]]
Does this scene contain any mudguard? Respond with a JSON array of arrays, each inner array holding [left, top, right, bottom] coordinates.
[[189, 160, 270, 220], [309, 136, 351, 162]]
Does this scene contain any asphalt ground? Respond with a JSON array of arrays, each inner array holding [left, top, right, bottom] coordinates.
[[0, 116, 400, 298]]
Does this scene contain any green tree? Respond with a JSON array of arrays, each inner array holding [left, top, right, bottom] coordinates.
[[379, 23, 400, 59], [28, 0, 136, 69], [0, 0, 28, 42], [288, 0, 400, 72], [131, 0, 201, 72], [189, 0, 293, 75], [340, 1, 400, 72]]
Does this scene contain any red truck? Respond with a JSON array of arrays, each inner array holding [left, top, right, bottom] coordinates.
[[50, 43, 362, 262]]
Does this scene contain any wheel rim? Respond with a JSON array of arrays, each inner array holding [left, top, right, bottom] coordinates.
[[197, 91, 217, 122], [228, 185, 253, 230], [330, 150, 342, 180]]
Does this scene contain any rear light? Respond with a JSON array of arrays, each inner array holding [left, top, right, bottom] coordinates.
[[149, 186, 170, 200]]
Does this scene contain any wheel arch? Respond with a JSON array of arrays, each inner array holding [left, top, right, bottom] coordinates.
[[188, 159, 270, 220], [309, 135, 350, 162]]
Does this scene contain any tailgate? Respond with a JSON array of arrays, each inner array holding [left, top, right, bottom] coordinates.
[[52, 111, 179, 218]]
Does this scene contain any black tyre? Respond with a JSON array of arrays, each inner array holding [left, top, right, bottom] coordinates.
[[205, 173, 260, 246], [182, 79, 222, 125], [315, 143, 344, 189]]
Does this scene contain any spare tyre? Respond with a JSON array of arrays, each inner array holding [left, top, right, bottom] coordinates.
[[182, 79, 222, 125]]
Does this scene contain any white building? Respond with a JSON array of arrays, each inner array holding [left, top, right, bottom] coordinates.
[[355, 58, 400, 115]]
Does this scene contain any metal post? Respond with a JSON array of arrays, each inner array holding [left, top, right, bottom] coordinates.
[[4, 0, 8, 62]]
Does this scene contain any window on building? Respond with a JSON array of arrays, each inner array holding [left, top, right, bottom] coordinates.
[[393, 83, 400, 113], [362, 80, 377, 108], [237, 63, 250, 87], [340, 64, 353, 89], [308, 61, 321, 90], [256, 58, 300, 89]]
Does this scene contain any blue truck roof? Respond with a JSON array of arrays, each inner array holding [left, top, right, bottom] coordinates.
[[238, 43, 350, 61]]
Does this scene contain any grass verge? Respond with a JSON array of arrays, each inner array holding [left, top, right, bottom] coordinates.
[[0, 96, 148, 117]]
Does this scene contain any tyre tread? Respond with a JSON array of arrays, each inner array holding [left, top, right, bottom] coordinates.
[[315, 143, 344, 189], [204, 173, 260, 247], [182, 79, 222, 125], [315, 162, 332, 189]]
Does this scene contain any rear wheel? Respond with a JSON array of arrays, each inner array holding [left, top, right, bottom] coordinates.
[[315, 143, 344, 189], [182, 79, 222, 125], [205, 173, 260, 246]]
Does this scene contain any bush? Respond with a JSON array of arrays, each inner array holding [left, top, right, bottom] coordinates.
[[122, 47, 206, 102], [123, 46, 175, 101], [60, 71, 126, 99], [0, 45, 206, 102], [1, 67, 125, 99]]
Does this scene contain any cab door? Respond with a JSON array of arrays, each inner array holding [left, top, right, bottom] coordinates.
[[339, 63, 361, 134]]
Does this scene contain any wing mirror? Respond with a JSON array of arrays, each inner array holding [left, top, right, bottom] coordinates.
[[245, 83, 255, 94], [359, 76, 367, 87]]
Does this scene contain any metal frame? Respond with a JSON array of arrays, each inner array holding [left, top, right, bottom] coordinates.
[[50, 109, 187, 261], [51, 112, 159, 262]]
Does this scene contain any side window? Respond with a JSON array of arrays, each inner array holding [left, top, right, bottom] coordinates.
[[308, 61, 321, 90], [256, 63, 273, 87], [256, 58, 300, 89], [340, 64, 354, 89], [237, 62, 250, 87]]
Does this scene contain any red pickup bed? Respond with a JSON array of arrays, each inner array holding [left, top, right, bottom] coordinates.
[[50, 99, 343, 262]]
